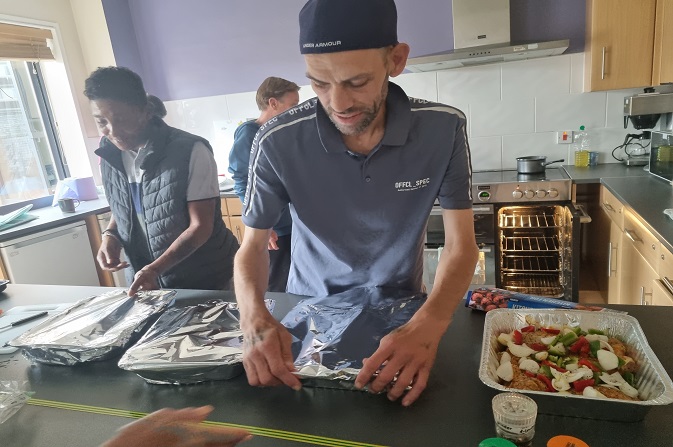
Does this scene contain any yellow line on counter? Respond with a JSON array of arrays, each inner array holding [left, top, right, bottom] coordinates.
[[27, 398, 388, 447]]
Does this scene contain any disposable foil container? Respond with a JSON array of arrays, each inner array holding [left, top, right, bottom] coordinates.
[[9, 289, 174, 366], [282, 287, 426, 390], [118, 299, 274, 385], [480, 309, 673, 422]]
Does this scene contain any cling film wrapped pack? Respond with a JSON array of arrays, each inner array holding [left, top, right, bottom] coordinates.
[[465, 287, 621, 313], [118, 299, 274, 385], [9, 289, 174, 365], [281, 287, 426, 389]]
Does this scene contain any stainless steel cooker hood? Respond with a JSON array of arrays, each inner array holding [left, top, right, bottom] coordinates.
[[406, 0, 569, 72]]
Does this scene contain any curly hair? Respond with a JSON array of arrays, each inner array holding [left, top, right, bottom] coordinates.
[[84, 66, 148, 107]]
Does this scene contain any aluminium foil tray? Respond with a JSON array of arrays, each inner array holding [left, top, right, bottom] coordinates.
[[479, 309, 673, 422]]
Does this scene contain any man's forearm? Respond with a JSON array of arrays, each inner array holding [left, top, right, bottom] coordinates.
[[146, 226, 208, 275], [234, 241, 271, 318], [414, 242, 479, 327]]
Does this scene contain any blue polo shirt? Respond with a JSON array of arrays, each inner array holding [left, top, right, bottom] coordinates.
[[242, 82, 472, 297]]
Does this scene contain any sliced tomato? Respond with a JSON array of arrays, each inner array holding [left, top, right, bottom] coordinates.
[[520, 325, 536, 333], [578, 358, 601, 372], [530, 343, 547, 351], [536, 374, 556, 392], [512, 330, 523, 345], [542, 327, 561, 335], [572, 378, 596, 393]]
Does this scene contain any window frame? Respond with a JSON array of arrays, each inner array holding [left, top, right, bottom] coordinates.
[[0, 60, 68, 215]]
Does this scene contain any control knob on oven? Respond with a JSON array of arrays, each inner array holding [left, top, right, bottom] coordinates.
[[536, 189, 547, 198], [548, 188, 559, 198], [512, 189, 524, 199], [524, 190, 535, 199]]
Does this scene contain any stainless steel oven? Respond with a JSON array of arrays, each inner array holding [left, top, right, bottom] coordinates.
[[470, 168, 587, 302]]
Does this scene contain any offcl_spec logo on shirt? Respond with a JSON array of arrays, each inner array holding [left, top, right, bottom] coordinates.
[[394, 177, 430, 192]]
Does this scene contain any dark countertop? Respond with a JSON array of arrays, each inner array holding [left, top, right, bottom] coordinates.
[[601, 176, 673, 253], [0, 197, 110, 243], [562, 163, 651, 183], [1, 284, 673, 447]]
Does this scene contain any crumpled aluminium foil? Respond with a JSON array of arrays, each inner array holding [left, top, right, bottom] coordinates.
[[281, 287, 426, 389], [9, 289, 174, 366], [118, 299, 274, 385]]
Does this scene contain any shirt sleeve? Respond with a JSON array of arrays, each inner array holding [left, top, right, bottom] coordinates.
[[228, 123, 257, 202], [241, 133, 290, 230], [186, 141, 220, 201], [438, 115, 473, 209]]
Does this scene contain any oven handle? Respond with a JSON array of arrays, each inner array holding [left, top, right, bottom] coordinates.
[[574, 203, 592, 224]]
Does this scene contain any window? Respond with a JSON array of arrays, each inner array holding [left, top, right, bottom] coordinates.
[[0, 60, 67, 207]]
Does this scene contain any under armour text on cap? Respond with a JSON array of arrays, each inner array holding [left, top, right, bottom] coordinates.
[[299, 0, 398, 54]]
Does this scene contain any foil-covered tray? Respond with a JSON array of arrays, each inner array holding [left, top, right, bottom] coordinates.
[[480, 309, 673, 422], [118, 299, 274, 385], [9, 289, 174, 366], [282, 287, 426, 390]]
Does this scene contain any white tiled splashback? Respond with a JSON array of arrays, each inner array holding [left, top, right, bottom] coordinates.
[[163, 53, 644, 173]]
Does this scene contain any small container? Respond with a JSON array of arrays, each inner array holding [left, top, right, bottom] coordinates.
[[479, 438, 517, 447], [574, 150, 590, 167], [589, 151, 599, 166], [492, 392, 538, 446]]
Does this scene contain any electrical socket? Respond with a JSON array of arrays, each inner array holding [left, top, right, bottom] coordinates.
[[556, 130, 573, 144]]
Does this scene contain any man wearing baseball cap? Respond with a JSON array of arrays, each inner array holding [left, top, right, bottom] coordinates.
[[234, 0, 477, 406]]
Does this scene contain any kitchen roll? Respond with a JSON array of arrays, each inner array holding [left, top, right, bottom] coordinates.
[[52, 176, 98, 206]]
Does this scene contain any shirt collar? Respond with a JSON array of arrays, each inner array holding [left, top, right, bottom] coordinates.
[[316, 81, 411, 153]]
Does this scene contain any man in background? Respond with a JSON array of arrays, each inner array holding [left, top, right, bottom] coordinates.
[[228, 77, 299, 292]]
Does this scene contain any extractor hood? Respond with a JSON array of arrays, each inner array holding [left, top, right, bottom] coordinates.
[[406, 0, 569, 72]]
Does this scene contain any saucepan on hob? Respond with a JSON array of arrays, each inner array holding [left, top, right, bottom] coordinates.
[[516, 156, 564, 174]]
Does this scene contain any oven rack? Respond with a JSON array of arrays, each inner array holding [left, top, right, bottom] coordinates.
[[500, 235, 560, 252], [500, 273, 564, 298], [498, 213, 562, 228], [500, 255, 560, 273]]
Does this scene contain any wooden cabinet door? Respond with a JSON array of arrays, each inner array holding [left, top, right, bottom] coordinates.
[[607, 220, 623, 304], [585, 0, 657, 91], [653, 0, 673, 85], [652, 278, 673, 306], [229, 216, 245, 244], [620, 236, 658, 305]]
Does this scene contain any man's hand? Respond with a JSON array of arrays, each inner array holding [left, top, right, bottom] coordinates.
[[100, 406, 251, 447], [128, 266, 160, 296], [241, 312, 301, 390], [354, 312, 447, 407], [268, 230, 279, 250], [97, 235, 129, 272]]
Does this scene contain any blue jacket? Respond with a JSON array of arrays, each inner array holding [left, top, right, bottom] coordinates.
[[228, 120, 291, 237]]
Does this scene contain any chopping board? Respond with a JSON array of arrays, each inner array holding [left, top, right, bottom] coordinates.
[[0, 303, 72, 355]]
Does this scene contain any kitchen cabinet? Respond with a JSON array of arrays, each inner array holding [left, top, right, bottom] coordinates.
[[606, 219, 623, 304], [652, 278, 673, 306], [620, 234, 658, 305], [653, 0, 673, 85], [584, 0, 657, 91], [220, 197, 245, 244]]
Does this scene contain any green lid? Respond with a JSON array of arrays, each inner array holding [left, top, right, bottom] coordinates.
[[579, 125, 585, 130], [478, 438, 518, 447]]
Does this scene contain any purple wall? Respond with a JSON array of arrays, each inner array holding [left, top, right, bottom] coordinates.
[[103, 0, 586, 101]]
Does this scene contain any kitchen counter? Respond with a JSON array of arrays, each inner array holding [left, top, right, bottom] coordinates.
[[602, 176, 673, 253], [0, 192, 239, 243], [1, 284, 673, 446], [0, 197, 110, 243], [562, 163, 651, 183]]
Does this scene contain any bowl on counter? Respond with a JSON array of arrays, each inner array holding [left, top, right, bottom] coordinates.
[[479, 309, 673, 422]]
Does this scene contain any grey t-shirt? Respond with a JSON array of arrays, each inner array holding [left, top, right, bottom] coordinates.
[[243, 82, 472, 296]]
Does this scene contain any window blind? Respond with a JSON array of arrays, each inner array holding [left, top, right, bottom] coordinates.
[[0, 23, 55, 60]]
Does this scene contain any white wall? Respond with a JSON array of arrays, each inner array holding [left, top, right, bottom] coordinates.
[[162, 53, 643, 174]]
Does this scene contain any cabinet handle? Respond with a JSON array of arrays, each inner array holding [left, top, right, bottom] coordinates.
[[624, 229, 642, 244], [662, 277, 673, 296], [608, 242, 618, 277], [603, 202, 615, 212], [601, 47, 607, 80], [640, 286, 652, 305]]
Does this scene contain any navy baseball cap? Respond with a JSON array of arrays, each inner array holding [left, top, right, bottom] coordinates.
[[299, 0, 398, 54]]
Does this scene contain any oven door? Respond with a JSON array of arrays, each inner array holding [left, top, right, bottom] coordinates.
[[426, 204, 494, 248]]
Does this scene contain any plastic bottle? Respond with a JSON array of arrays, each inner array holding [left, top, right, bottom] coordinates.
[[574, 125, 590, 167]]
